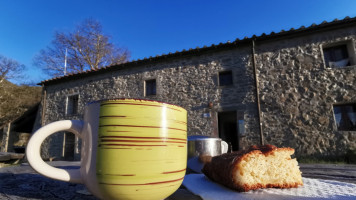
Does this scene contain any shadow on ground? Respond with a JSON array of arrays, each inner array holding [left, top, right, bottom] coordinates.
[[0, 173, 98, 200]]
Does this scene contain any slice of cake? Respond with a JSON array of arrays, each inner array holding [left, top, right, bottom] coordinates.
[[201, 144, 303, 192]]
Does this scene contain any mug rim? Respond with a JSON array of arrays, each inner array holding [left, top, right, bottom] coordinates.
[[195, 137, 222, 141], [87, 98, 186, 110]]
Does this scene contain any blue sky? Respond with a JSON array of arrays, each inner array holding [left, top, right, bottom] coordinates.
[[1, 0, 356, 85]]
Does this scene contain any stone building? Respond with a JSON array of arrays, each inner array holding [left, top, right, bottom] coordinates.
[[1, 104, 39, 154], [34, 17, 356, 161]]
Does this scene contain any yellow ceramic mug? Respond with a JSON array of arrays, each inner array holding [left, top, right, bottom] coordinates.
[[26, 99, 187, 200]]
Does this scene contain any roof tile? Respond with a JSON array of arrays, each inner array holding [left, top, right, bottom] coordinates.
[[40, 16, 356, 85]]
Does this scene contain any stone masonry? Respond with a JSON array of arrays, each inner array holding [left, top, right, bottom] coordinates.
[[256, 26, 356, 157], [37, 47, 261, 160], [34, 17, 356, 160]]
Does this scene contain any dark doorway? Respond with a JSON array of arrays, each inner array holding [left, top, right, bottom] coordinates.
[[64, 132, 75, 161], [218, 111, 238, 151]]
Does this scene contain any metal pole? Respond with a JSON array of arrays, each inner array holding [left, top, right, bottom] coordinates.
[[4, 122, 11, 152], [64, 48, 68, 75], [251, 39, 264, 145], [41, 86, 47, 126]]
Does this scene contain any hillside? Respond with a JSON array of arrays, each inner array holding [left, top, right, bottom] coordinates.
[[0, 80, 42, 126]]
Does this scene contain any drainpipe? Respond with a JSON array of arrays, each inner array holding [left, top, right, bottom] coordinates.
[[41, 85, 47, 126], [4, 122, 11, 152], [251, 39, 264, 145]]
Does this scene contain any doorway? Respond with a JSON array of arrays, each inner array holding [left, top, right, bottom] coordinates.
[[63, 132, 75, 161], [218, 111, 239, 151]]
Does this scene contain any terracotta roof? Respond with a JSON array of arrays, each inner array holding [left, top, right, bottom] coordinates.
[[40, 16, 356, 86]]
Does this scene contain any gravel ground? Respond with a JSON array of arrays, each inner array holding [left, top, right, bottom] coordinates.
[[0, 162, 97, 200], [299, 163, 356, 184], [0, 161, 355, 200]]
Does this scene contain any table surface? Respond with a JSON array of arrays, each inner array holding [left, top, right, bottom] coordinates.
[[0, 161, 355, 200]]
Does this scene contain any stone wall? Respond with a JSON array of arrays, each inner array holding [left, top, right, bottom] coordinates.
[[35, 24, 356, 160], [256, 26, 356, 157], [37, 47, 261, 160]]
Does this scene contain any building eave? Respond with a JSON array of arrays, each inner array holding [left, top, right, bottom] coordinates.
[[40, 16, 356, 86]]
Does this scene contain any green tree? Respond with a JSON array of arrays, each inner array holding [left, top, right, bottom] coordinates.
[[34, 18, 130, 77]]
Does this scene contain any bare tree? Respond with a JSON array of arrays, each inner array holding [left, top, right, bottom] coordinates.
[[34, 18, 130, 77], [0, 55, 25, 84]]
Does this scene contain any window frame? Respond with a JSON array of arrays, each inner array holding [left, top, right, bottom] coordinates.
[[321, 40, 356, 69], [144, 79, 157, 96], [332, 103, 356, 132], [66, 94, 79, 116], [218, 70, 234, 87]]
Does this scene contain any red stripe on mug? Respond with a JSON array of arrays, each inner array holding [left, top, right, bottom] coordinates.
[[99, 177, 184, 186], [174, 121, 187, 125], [99, 136, 186, 141], [99, 144, 168, 147], [101, 102, 183, 112], [100, 116, 187, 125], [106, 130, 132, 133], [99, 147, 132, 150], [162, 168, 186, 174], [100, 139, 186, 144], [99, 124, 186, 132]]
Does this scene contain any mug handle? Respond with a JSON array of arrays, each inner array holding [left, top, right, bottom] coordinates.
[[221, 141, 228, 154], [26, 120, 84, 184]]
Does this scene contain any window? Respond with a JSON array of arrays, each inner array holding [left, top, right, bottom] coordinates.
[[333, 104, 356, 131], [67, 95, 79, 115], [323, 43, 353, 68], [218, 71, 233, 86], [145, 79, 156, 96]]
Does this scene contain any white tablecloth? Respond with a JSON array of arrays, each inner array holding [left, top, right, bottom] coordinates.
[[183, 174, 356, 200]]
